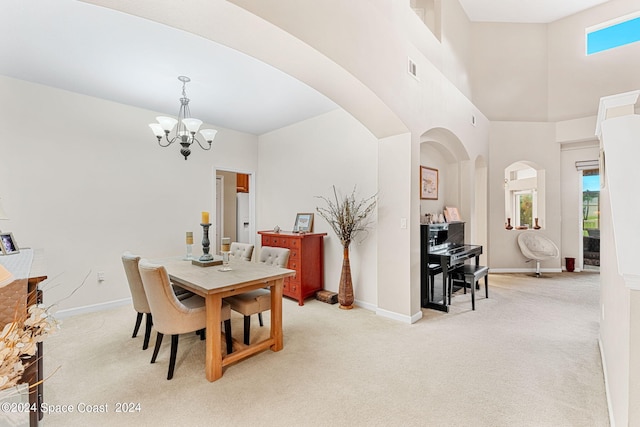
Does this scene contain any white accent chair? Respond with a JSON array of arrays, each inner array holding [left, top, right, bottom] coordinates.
[[224, 246, 290, 345], [138, 259, 233, 379], [229, 242, 254, 261], [517, 232, 559, 277]]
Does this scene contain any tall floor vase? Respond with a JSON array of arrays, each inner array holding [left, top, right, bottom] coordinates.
[[339, 246, 354, 309]]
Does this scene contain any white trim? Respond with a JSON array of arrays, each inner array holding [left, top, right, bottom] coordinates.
[[375, 306, 416, 324], [586, 10, 640, 35], [54, 297, 131, 319], [595, 90, 640, 138], [356, 298, 422, 324], [598, 337, 616, 427]]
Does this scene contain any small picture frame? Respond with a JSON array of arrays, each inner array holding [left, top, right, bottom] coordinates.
[[0, 232, 19, 255], [293, 213, 314, 233], [420, 166, 438, 200], [444, 206, 461, 222]]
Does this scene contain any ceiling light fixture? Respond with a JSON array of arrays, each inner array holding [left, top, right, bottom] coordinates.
[[148, 76, 218, 160]]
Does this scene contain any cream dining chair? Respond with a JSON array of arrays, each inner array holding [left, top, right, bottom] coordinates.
[[121, 252, 192, 350], [229, 242, 254, 261], [138, 259, 233, 380], [224, 246, 290, 345]]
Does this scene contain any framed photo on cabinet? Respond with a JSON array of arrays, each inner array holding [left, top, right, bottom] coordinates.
[[420, 166, 438, 200], [0, 232, 19, 255], [293, 213, 314, 233]]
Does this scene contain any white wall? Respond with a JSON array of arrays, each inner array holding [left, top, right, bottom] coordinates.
[[547, 0, 640, 121], [488, 121, 561, 271], [257, 109, 379, 307], [0, 75, 258, 312], [470, 22, 548, 121]]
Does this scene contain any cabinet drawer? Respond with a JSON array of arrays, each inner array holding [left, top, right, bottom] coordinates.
[[261, 236, 273, 246], [269, 236, 290, 247], [289, 238, 300, 249], [288, 259, 300, 274], [289, 248, 300, 260]]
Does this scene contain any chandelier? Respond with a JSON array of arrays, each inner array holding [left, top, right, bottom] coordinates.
[[148, 76, 218, 160]]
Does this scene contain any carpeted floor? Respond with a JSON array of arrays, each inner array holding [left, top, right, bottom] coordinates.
[[40, 272, 609, 427]]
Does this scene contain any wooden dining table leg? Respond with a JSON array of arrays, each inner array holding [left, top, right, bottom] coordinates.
[[270, 278, 284, 352], [205, 294, 223, 381]]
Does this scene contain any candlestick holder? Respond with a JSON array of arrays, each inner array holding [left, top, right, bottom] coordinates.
[[199, 223, 214, 262]]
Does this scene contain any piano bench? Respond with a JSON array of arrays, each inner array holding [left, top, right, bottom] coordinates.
[[450, 264, 489, 310]]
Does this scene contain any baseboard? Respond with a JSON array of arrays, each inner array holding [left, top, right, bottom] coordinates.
[[54, 297, 132, 319], [598, 337, 616, 427], [488, 268, 563, 274], [374, 306, 416, 324], [355, 298, 420, 324]]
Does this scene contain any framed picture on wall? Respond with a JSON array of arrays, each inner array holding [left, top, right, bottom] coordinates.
[[420, 166, 438, 200], [293, 213, 314, 233], [0, 232, 19, 255]]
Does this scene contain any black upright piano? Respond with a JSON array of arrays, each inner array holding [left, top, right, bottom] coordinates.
[[420, 222, 482, 312]]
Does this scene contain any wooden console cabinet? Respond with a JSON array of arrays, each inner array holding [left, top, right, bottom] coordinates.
[[258, 231, 326, 305]]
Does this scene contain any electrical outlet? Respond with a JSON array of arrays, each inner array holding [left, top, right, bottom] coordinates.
[[400, 218, 407, 229], [97, 271, 105, 282]]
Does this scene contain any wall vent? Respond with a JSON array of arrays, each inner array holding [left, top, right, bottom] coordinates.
[[408, 58, 418, 80]]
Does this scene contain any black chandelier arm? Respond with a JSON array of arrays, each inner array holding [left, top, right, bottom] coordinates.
[[192, 134, 213, 151], [156, 133, 176, 148]]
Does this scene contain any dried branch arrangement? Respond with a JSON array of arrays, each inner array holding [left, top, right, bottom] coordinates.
[[316, 186, 376, 248]]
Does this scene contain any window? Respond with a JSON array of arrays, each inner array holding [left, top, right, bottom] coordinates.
[[514, 191, 533, 229], [586, 12, 640, 55]]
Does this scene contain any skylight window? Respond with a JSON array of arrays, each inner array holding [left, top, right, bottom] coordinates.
[[586, 12, 640, 55]]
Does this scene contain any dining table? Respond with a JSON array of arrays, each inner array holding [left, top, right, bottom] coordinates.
[[160, 257, 295, 382]]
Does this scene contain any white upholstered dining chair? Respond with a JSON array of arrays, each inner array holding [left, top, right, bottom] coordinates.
[[229, 242, 254, 261], [121, 252, 192, 350], [138, 259, 233, 379], [224, 246, 290, 345]]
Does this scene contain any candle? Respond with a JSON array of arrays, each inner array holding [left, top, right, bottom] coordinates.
[[221, 237, 231, 252], [201, 211, 209, 224], [186, 231, 193, 245]]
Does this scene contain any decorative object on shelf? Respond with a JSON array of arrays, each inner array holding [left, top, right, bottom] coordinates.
[[220, 237, 232, 271], [444, 206, 461, 222], [438, 213, 445, 224], [533, 218, 541, 229], [420, 166, 438, 200], [197, 211, 214, 263], [505, 218, 513, 230], [0, 232, 19, 255], [148, 76, 218, 160], [273, 225, 280, 233], [293, 213, 314, 233], [515, 225, 528, 230], [184, 231, 194, 260], [316, 186, 376, 310]]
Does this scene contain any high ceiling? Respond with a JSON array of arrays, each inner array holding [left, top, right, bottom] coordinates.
[[0, 0, 611, 135], [458, 0, 610, 24]]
